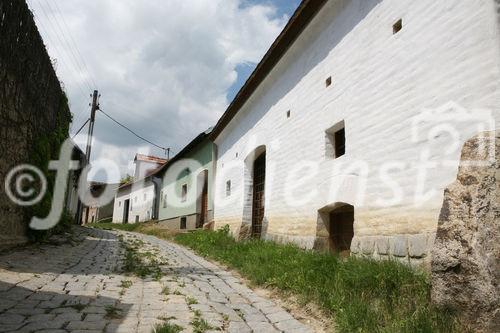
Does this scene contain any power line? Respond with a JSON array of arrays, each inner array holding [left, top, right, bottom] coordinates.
[[40, 0, 93, 92], [36, 1, 93, 92], [27, 1, 96, 130], [28, 3, 169, 158], [99, 108, 171, 154], [46, 0, 98, 89], [71, 94, 94, 130], [72, 118, 90, 138], [28, 4, 91, 100], [71, 104, 90, 132], [42, 0, 93, 90]]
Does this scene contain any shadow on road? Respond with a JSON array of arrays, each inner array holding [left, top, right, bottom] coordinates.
[[0, 228, 122, 276], [0, 281, 133, 332], [0, 228, 137, 332]]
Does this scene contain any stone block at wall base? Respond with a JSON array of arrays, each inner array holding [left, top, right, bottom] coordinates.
[[237, 223, 251, 240], [408, 234, 428, 258], [360, 236, 375, 255], [390, 235, 408, 258], [313, 236, 329, 252], [158, 214, 197, 231], [203, 221, 215, 230], [352, 233, 435, 268], [350, 236, 361, 255], [265, 233, 315, 249], [375, 236, 390, 255]]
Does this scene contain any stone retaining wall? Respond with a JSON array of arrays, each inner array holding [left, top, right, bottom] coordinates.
[[0, 0, 71, 248]]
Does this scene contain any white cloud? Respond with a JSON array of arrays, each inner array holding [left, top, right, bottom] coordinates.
[[27, 0, 287, 177]]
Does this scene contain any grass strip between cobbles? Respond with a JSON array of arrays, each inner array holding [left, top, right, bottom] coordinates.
[[90, 222, 462, 333]]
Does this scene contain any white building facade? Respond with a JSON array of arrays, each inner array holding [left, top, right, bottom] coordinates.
[[112, 154, 167, 223], [157, 129, 215, 231], [113, 181, 156, 223], [212, 0, 500, 265]]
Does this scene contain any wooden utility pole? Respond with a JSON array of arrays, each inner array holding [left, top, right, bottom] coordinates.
[[78, 90, 99, 225], [85, 90, 99, 163]]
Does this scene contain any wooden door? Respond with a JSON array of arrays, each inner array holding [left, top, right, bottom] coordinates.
[[123, 199, 130, 224], [251, 152, 266, 238], [199, 180, 208, 228], [329, 208, 354, 253]]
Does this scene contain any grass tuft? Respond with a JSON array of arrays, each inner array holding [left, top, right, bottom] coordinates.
[[186, 296, 198, 305], [89, 222, 142, 232], [120, 238, 164, 280], [191, 316, 214, 333], [161, 286, 170, 295], [153, 322, 183, 333], [89, 221, 179, 240], [174, 226, 461, 333], [69, 303, 87, 312], [87, 221, 461, 332], [104, 305, 123, 319], [120, 280, 133, 288]]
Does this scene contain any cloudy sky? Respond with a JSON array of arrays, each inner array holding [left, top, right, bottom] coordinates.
[[26, 0, 300, 180]]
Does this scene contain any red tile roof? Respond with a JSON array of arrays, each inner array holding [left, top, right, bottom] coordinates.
[[118, 161, 167, 189], [134, 153, 168, 164]]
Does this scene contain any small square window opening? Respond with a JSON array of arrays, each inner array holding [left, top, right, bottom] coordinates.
[[325, 121, 346, 159], [393, 19, 402, 34], [181, 184, 187, 202], [334, 128, 346, 158], [325, 76, 332, 87]]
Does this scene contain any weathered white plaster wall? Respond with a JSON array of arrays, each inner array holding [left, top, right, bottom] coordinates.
[[112, 188, 130, 223], [112, 181, 155, 223], [129, 182, 156, 222], [134, 160, 161, 181], [213, 0, 500, 264], [158, 141, 214, 223]]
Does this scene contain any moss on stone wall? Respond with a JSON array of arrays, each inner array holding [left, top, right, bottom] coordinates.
[[0, 0, 74, 246], [26, 93, 73, 242]]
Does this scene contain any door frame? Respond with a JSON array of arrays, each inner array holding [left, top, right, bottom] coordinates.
[[123, 199, 130, 224], [251, 151, 266, 238], [196, 170, 209, 228]]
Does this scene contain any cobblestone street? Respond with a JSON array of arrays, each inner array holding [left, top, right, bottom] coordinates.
[[0, 228, 315, 333]]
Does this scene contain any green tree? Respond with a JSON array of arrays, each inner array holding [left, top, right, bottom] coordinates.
[[120, 174, 133, 185]]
